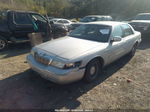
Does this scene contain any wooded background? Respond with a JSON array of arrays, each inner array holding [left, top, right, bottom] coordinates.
[[0, 0, 150, 19]]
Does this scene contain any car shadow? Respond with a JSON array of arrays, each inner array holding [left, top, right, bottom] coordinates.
[[0, 42, 31, 59], [0, 54, 132, 109], [138, 35, 150, 50]]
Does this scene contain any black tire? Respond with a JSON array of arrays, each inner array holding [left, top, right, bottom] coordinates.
[[0, 37, 7, 51], [129, 43, 138, 57], [83, 59, 102, 83]]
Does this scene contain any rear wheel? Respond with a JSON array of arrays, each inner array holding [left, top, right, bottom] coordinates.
[[129, 43, 138, 57], [83, 59, 102, 83], [0, 37, 7, 51]]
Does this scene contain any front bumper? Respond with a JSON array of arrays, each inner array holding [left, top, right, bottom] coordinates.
[[27, 55, 85, 84]]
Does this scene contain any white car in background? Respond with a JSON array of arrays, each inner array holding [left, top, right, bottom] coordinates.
[[50, 18, 72, 30], [27, 22, 141, 84]]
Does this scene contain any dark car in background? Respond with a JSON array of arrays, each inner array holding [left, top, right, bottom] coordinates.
[[0, 10, 52, 50], [129, 13, 150, 35], [70, 15, 113, 30], [0, 10, 68, 50]]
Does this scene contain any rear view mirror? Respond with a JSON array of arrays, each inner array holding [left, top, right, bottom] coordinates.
[[111, 36, 122, 42]]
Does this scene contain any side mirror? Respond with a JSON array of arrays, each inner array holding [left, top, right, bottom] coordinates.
[[111, 36, 122, 42]]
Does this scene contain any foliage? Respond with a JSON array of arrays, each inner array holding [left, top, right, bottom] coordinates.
[[0, 0, 150, 19]]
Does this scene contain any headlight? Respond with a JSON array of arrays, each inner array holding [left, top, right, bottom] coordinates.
[[51, 61, 65, 69], [51, 60, 82, 69]]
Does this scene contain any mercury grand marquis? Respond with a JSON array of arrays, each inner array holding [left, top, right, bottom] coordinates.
[[27, 22, 141, 84]]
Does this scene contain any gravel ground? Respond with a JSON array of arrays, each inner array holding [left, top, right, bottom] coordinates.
[[0, 38, 150, 111]]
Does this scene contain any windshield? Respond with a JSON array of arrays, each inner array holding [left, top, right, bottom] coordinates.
[[69, 24, 111, 42], [80, 17, 99, 22], [135, 14, 150, 20]]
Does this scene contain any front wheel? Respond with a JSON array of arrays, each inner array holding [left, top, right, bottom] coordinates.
[[83, 59, 102, 83], [0, 37, 7, 51]]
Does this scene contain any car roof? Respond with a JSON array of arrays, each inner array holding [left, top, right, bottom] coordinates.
[[137, 13, 150, 15], [7, 10, 37, 14], [86, 21, 127, 26]]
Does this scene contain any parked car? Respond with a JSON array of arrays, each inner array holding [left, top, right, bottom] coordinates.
[[0, 10, 51, 50], [50, 22, 68, 39], [70, 22, 85, 31], [129, 13, 150, 35], [27, 22, 141, 84], [70, 15, 113, 30], [80, 15, 113, 22], [0, 10, 68, 50], [50, 18, 72, 31]]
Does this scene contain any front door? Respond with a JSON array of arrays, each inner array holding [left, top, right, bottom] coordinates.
[[107, 25, 125, 64]]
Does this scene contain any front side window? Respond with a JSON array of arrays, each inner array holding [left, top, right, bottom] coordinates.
[[69, 24, 112, 42], [63, 20, 69, 23], [121, 24, 134, 37], [57, 20, 64, 23], [14, 12, 31, 25], [112, 25, 123, 37]]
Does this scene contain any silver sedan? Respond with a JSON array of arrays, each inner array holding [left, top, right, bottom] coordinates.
[[27, 22, 141, 84]]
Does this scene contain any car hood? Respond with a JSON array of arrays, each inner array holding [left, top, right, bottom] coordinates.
[[36, 36, 107, 60]]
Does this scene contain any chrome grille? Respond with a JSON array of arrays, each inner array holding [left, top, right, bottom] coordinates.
[[34, 53, 51, 65]]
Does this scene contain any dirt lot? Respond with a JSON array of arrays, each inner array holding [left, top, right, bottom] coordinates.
[[0, 37, 150, 111]]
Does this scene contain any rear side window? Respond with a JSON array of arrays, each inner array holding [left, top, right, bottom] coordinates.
[[14, 12, 31, 25], [0, 11, 7, 24], [121, 24, 134, 37], [112, 25, 123, 37]]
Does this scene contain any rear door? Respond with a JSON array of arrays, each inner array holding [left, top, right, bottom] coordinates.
[[121, 24, 135, 54]]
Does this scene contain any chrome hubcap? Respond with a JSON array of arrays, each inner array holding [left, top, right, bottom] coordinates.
[[90, 66, 96, 75], [0, 39, 5, 50]]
